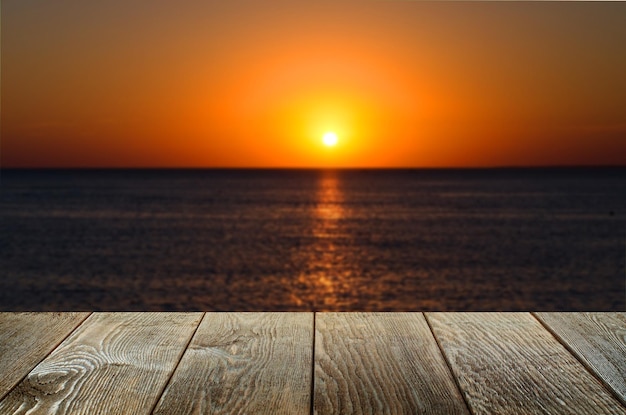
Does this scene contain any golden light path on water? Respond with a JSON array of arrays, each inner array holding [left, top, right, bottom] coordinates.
[[292, 171, 354, 310]]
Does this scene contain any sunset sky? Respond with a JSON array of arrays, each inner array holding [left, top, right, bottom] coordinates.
[[3, 1, 626, 168]]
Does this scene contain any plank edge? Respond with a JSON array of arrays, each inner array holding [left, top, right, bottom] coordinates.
[[531, 312, 626, 409], [422, 312, 474, 415], [0, 312, 93, 402], [148, 312, 206, 415]]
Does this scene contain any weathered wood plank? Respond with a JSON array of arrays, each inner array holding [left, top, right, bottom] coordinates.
[[0, 312, 90, 400], [0, 312, 203, 415], [314, 312, 469, 415], [535, 312, 626, 407], [153, 312, 313, 415], [427, 312, 626, 415]]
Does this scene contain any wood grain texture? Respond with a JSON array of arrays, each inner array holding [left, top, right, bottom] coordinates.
[[0, 312, 203, 415], [0, 312, 90, 400], [314, 312, 469, 415], [535, 312, 626, 407], [427, 312, 626, 415], [153, 312, 313, 415]]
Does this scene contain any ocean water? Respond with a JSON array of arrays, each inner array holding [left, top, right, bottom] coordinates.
[[1, 168, 624, 311]]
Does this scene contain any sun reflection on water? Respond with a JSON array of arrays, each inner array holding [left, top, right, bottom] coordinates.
[[292, 171, 355, 310]]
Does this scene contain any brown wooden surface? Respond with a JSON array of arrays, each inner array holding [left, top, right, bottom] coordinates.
[[0, 312, 90, 401], [0, 312, 624, 414], [153, 312, 313, 415], [0, 312, 203, 415], [426, 312, 626, 415], [535, 312, 626, 407], [314, 312, 469, 414]]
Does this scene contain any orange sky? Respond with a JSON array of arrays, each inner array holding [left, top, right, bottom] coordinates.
[[2, 1, 626, 168]]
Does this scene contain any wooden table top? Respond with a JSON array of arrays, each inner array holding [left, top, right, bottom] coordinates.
[[0, 312, 624, 414]]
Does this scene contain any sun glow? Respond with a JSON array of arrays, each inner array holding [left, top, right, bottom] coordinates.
[[322, 132, 338, 147]]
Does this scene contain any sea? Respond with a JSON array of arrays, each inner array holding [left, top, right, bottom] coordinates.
[[1, 167, 624, 311]]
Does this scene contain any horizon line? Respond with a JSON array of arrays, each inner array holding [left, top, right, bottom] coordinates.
[[2, 165, 625, 171]]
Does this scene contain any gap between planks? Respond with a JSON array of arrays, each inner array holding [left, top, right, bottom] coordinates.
[[424, 313, 475, 415], [531, 312, 616, 402], [532, 312, 626, 408], [0, 312, 93, 402], [427, 312, 626, 415], [309, 312, 316, 415], [146, 311, 207, 415]]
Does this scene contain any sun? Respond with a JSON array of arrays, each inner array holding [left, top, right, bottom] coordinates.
[[322, 132, 338, 147]]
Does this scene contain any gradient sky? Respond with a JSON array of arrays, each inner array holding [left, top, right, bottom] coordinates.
[[2, 1, 626, 168]]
